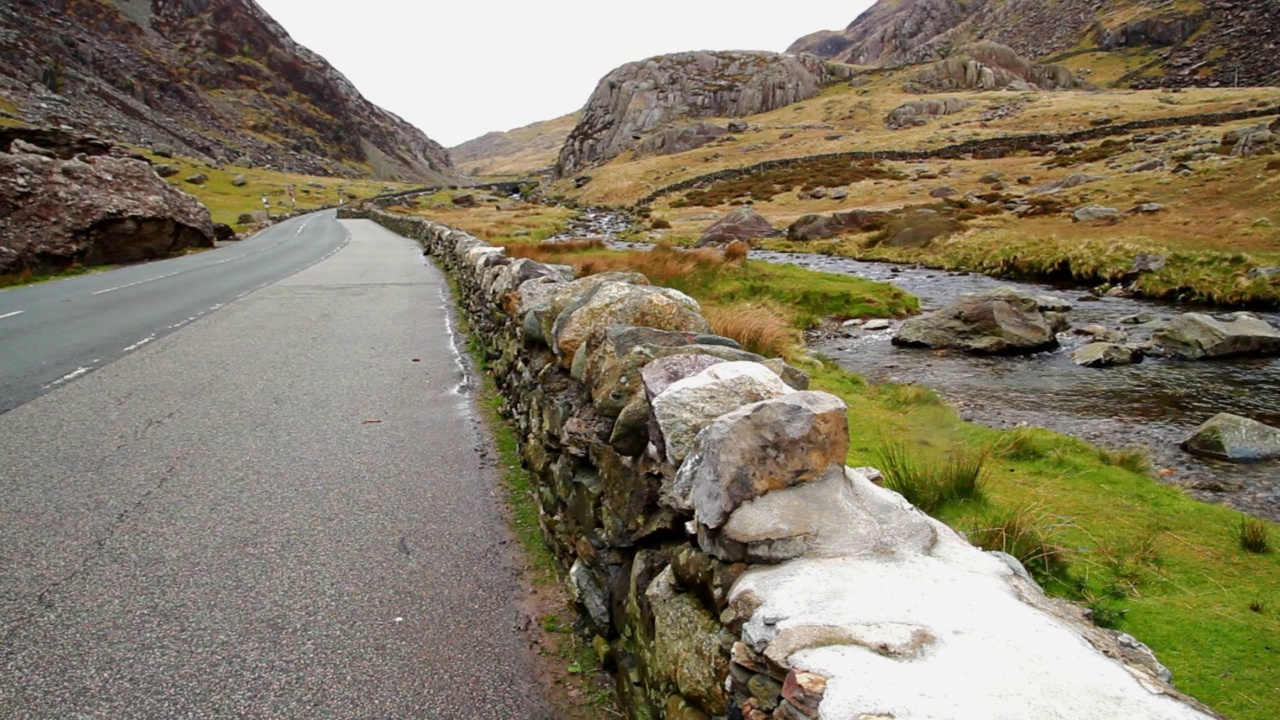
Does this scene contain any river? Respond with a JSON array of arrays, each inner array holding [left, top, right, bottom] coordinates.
[[570, 210, 1280, 521]]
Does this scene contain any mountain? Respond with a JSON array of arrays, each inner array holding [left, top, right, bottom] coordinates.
[[789, 0, 1280, 88], [450, 112, 580, 179], [555, 51, 829, 178], [0, 0, 459, 181]]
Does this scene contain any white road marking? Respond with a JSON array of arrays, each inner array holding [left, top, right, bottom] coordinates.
[[295, 218, 312, 236], [0, 310, 24, 320], [92, 270, 183, 295], [42, 361, 99, 389], [123, 334, 157, 352]]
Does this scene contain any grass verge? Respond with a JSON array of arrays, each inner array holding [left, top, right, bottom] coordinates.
[[805, 360, 1280, 720], [450, 279, 620, 718]]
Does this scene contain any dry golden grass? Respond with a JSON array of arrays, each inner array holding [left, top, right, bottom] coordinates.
[[450, 112, 580, 178], [553, 67, 1280, 207], [703, 302, 798, 358], [397, 199, 576, 243]]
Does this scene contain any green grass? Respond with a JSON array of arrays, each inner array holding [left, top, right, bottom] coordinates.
[[803, 360, 1280, 719], [133, 149, 414, 227]]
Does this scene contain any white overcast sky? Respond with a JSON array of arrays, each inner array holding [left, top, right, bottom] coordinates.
[[253, 1, 875, 147]]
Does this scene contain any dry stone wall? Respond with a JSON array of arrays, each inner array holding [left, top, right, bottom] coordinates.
[[343, 204, 1222, 720]]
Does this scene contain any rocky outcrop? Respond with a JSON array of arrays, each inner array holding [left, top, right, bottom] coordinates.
[[908, 42, 1083, 92], [0, 133, 214, 277], [555, 51, 828, 177], [1151, 313, 1280, 360], [893, 287, 1064, 354], [1182, 413, 1280, 463], [695, 206, 779, 247], [350, 204, 1218, 720], [786, 210, 884, 242], [0, 0, 458, 181], [791, 0, 1280, 88], [634, 122, 728, 159]]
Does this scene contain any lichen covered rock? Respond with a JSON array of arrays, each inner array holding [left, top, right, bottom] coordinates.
[[1182, 413, 1280, 462]]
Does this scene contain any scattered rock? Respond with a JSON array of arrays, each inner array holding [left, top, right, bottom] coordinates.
[[212, 223, 237, 241], [862, 319, 892, 331], [1152, 313, 1280, 359], [727, 119, 749, 133], [231, 174, 247, 187], [1182, 413, 1280, 462], [786, 210, 883, 242], [1029, 173, 1105, 195], [1072, 343, 1142, 368], [1072, 205, 1121, 223], [1132, 203, 1165, 214], [154, 163, 179, 178], [1246, 267, 1280, 281], [184, 173, 208, 185], [929, 185, 957, 198], [451, 193, 476, 207], [1127, 158, 1165, 173], [1130, 253, 1168, 274]]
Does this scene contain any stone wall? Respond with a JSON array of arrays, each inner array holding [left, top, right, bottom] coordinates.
[[343, 204, 1222, 720]]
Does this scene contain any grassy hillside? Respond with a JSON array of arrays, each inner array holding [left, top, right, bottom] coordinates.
[[450, 112, 580, 179], [545, 68, 1279, 306]]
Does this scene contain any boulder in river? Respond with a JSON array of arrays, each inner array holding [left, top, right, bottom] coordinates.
[[695, 206, 779, 247], [892, 287, 1061, 355], [1182, 413, 1280, 462], [1071, 342, 1142, 368], [1151, 312, 1280, 360]]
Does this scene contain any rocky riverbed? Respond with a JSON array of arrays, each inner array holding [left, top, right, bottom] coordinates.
[[558, 208, 1280, 521]]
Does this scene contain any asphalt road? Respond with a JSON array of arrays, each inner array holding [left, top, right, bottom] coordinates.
[[0, 212, 349, 414], [0, 217, 548, 717]]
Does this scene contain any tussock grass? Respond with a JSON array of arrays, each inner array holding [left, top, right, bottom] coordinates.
[[704, 302, 798, 358], [966, 504, 1069, 585], [874, 442, 989, 514], [1096, 446, 1152, 475], [1239, 518, 1272, 554]]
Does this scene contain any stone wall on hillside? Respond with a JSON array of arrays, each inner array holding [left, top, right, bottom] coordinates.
[[342, 205, 1221, 720]]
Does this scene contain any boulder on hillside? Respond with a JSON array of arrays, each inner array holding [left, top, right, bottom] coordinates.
[[787, 210, 884, 241], [556, 51, 828, 177], [695, 206, 779, 247], [0, 149, 214, 277], [184, 173, 208, 185], [1182, 413, 1280, 462], [893, 287, 1062, 355], [886, 98, 972, 129], [1151, 312, 1280, 360], [634, 121, 728, 157], [1073, 205, 1121, 223]]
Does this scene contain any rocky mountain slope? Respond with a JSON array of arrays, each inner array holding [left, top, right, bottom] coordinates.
[[555, 51, 829, 178], [450, 112, 580, 178], [790, 0, 1280, 88], [0, 0, 459, 182]]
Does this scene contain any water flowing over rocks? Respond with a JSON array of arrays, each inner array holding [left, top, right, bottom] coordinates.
[[555, 51, 828, 177], [0, 133, 213, 277], [344, 204, 1217, 720]]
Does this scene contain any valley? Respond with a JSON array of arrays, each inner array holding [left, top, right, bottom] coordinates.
[[2, 0, 1279, 719]]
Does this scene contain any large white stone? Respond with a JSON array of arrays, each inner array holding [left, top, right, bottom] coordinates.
[[729, 469, 1215, 720], [652, 361, 793, 466]]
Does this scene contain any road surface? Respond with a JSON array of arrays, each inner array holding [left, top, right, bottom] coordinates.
[[0, 215, 548, 717]]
